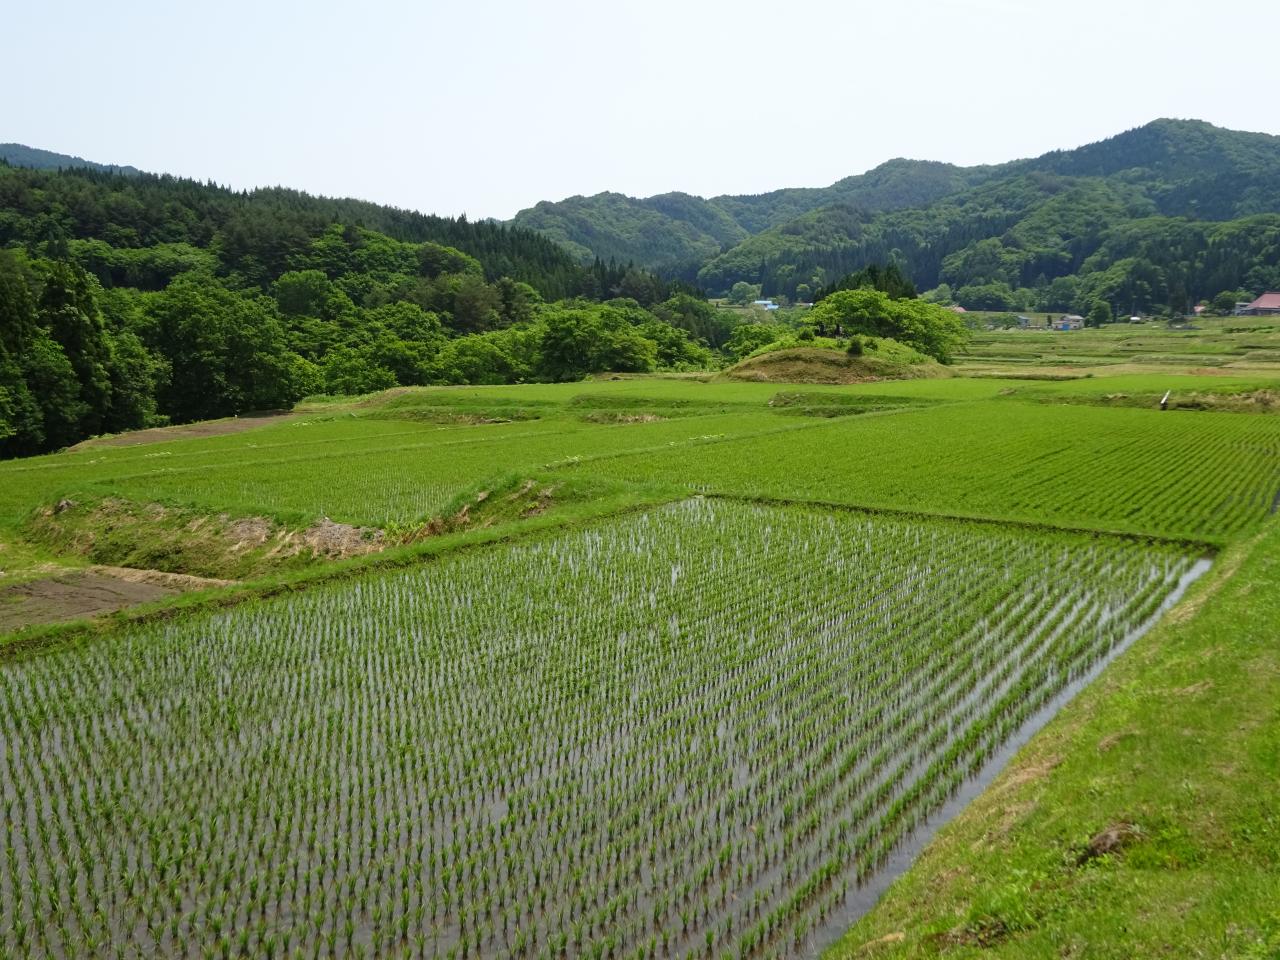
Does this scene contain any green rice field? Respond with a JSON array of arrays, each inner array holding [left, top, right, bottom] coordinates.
[[567, 400, 1280, 543], [0, 502, 1201, 959], [1, 358, 1278, 959]]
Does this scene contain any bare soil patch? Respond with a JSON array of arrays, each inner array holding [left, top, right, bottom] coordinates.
[[396, 410, 537, 424], [300, 518, 385, 557], [1168, 679, 1215, 697], [579, 412, 666, 424], [926, 917, 1014, 949], [1097, 729, 1139, 753], [68, 411, 294, 450], [854, 931, 906, 951], [0, 566, 230, 633]]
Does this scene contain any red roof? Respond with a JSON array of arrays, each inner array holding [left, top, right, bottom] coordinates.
[[1247, 292, 1280, 310]]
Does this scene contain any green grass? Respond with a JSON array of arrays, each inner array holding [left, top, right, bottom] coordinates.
[[826, 517, 1280, 959], [959, 317, 1280, 373], [0, 377, 1045, 537], [994, 372, 1280, 400], [0, 416, 447, 524], [83, 410, 804, 526], [18, 373, 1266, 537]]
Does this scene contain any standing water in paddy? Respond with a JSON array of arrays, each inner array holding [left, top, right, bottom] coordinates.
[[0, 500, 1203, 959]]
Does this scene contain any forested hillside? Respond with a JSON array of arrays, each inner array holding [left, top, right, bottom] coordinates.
[[0, 163, 714, 457], [512, 159, 986, 280], [0, 143, 142, 177], [510, 191, 750, 278], [514, 120, 1280, 314]]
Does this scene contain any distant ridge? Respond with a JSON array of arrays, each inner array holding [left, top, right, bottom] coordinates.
[[509, 119, 1280, 300], [0, 143, 141, 177]]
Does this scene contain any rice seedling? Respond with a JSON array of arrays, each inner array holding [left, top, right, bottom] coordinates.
[[568, 401, 1280, 542], [0, 500, 1198, 958]]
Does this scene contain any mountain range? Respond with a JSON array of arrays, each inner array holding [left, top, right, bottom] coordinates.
[[0, 143, 141, 177], [6, 119, 1280, 313], [507, 119, 1280, 310]]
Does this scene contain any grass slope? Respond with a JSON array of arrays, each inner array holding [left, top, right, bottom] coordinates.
[[827, 518, 1280, 959]]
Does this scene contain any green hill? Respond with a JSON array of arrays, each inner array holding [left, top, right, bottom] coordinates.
[[0, 143, 142, 177], [512, 120, 1280, 313], [510, 190, 749, 277], [510, 158, 987, 278], [701, 120, 1280, 306], [711, 158, 989, 233]]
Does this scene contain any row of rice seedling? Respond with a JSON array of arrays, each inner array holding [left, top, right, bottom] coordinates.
[[0, 501, 1196, 959], [568, 401, 1280, 541]]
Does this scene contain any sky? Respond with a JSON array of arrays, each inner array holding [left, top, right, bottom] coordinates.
[[6, 0, 1279, 221]]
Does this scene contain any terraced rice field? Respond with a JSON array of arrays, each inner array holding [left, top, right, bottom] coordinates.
[[0, 409, 797, 527], [0, 501, 1201, 960], [567, 402, 1280, 542]]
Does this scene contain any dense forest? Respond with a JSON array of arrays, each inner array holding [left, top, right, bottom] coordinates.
[[512, 159, 985, 281], [512, 120, 1280, 314], [0, 161, 721, 457]]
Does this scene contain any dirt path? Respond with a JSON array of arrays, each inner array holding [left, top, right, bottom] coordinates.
[[68, 411, 295, 450], [0, 566, 233, 633]]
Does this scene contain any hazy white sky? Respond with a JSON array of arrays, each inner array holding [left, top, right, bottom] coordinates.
[[6, 0, 1278, 220]]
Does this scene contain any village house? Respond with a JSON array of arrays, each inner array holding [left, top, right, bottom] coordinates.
[[1237, 292, 1280, 316], [1057, 314, 1085, 330]]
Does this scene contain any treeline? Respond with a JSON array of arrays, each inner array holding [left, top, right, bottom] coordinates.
[[0, 164, 723, 457], [814, 263, 917, 303]]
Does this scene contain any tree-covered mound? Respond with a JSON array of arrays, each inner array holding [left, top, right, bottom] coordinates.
[[722, 338, 947, 384]]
